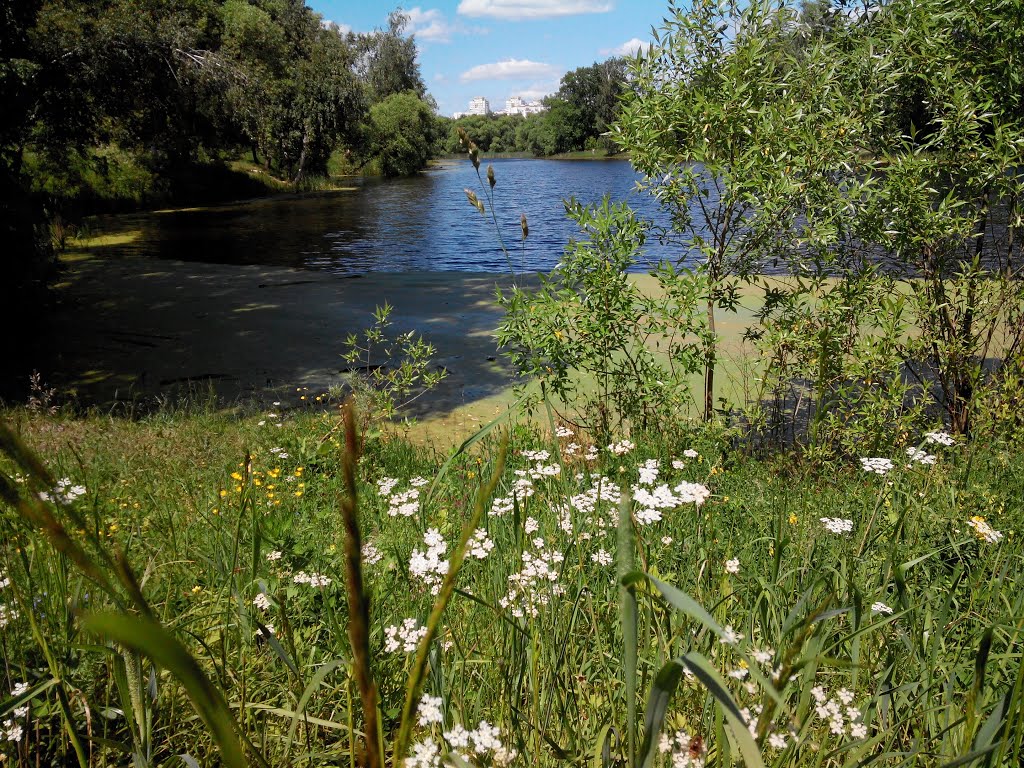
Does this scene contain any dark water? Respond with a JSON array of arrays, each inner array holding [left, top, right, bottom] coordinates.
[[85, 159, 678, 274]]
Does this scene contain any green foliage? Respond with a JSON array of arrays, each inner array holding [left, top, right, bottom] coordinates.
[[616, 0, 886, 421], [497, 198, 712, 435], [341, 303, 449, 425], [367, 92, 437, 177]]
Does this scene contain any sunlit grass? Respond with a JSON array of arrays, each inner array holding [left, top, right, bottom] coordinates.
[[1, 400, 1021, 766]]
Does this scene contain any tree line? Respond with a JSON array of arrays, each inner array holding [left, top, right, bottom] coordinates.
[[438, 57, 630, 157], [1, 1, 441, 322]]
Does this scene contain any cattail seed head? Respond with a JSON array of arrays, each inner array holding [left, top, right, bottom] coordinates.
[[520, 213, 529, 239], [487, 164, 496, 188], [464, 188, 485, 215]]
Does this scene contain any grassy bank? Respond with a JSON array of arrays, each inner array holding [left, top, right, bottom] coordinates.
[[1, 401, 1021, 766]]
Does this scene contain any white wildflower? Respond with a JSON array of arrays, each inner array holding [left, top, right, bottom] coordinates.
[[417, 694, 443, 726], [860, 457, 894, 475], [591, 549, 612, 566], [385, 618, 428, 653], [468, 528, 494, 559], [924, 430, 956, 446], [720, 625, 743, 645], [252, 593, 271, 611], [966, 516, 1003, 543], [820, 517, 854, 535], [725, 558, 740, 575]]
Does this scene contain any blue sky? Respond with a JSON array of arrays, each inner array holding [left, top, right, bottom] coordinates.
[[307, 0, 670, 116]]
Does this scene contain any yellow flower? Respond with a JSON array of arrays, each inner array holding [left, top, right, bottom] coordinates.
[[231, 472, 243, 481], [788, 513, 798, 525], [219, 489, 227, 498], [191, 585, 202, 594]]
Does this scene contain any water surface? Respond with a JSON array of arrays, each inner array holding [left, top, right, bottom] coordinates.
[[86, 159, 676, 274]]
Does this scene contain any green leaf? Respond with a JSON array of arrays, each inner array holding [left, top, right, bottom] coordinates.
[[680, 652, 766, 768], [81, 612, 250, 768]]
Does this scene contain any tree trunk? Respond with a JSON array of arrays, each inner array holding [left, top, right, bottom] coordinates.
[[293, 125, 312, 185], [704, 297, 716, 421]]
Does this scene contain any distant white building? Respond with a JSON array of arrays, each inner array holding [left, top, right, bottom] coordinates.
[[503, 96, 546, 116], [454, 96, 491, 118], [453, 95, 546, 119]]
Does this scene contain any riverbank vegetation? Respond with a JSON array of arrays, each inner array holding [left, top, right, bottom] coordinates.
[[438, 57, 630, 158], [3, 0, 1024, 767], [1, 2, 436, 321]]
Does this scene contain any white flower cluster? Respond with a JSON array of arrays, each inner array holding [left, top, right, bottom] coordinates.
[[293, 571, 332, 587], [638, 459, 660, 485], [491, 477, 535, 517], [0, 603, 19, 630], [811, 686, 868, 739], [591, 548, 612, 566], [468, 528, 495, 559], [725, 558, 740, 575], [555, 425, 574, 438], [253, 593, 271, 611], [266, 550, 283, 562], [657, 729, 705, 768], [966, 516, 1004, 544], [683, 449, 699, 459], [362, 542, 384, 565], [418, 694, 443, 726], [608, 439, 635, 455], [4, 682, 29, 742], [269, 446, 289, 459], [441, 720, 517, 766], [820, 517, 854, 535], [526, 462, 561, 480], [860, 457, 894, 475], [871, 601, 893, 615], [410, 529, 449, 595], [0, 572, 16, 630], [584, 445, 599, 461], [385, 618, 428, 653], [405, 740, 440, 768], [38, 477, 86, 504], [632, 481, 711, 526], [520, 449, 550, 462], [410, 476, 429, 488], [720, 625, 744, 645], [925, 430, 956, 446], [906, 447, 937, 465], [499, 541, 565, 618]]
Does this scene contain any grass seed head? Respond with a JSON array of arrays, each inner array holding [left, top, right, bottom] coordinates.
[[487, 164, 496, 188]]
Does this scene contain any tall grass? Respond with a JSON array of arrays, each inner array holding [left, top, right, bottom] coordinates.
[[0, 403, 1021, 766]]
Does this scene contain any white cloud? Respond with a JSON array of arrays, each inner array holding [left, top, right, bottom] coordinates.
[[434, 73, 448, 82], [516, 81, 558, 101], [405, 7, 487, 43], [406, 7, 454, 43], [460, 58, 559, 82], [599, 37, 646, 57], [457, 0, 613, 21]]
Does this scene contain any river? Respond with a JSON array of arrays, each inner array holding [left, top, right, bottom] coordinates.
[[82, 158, 677, 274]]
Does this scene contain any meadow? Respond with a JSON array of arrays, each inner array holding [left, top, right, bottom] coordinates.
[[1, 395, 1021, 767]]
